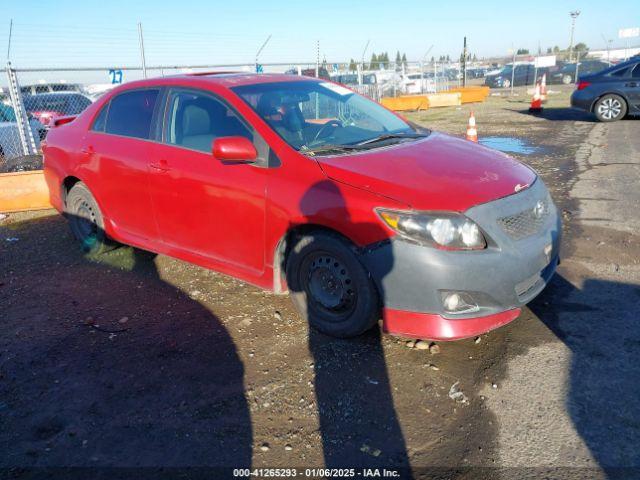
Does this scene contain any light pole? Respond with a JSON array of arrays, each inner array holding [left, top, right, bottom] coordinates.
[[568, 10, 581, 62]]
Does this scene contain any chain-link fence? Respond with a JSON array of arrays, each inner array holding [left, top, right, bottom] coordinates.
[[1, 59, 476, 169], [3, 56, 587, 169]]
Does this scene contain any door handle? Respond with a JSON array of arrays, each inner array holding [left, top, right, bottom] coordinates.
[[149, 159, 170, 172], [80, 146, 94, 155], [626, 82, 638, 88]]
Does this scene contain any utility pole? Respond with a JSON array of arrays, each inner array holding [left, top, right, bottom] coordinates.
[[568, 11, 581, 62], [255, 34, 272, 73], [138, 22, 147, 79], [6, 19, 13, 62], [601, 33, 612, 65], [315, 40, 320, 78], [462, 37, 467, 87]]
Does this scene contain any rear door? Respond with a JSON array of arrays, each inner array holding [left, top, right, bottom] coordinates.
[[82, 88, 161, 242]]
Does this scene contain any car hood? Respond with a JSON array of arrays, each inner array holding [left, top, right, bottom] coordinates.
[[316, 132, 537, 212]]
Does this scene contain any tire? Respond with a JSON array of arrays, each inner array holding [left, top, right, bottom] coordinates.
[[502, 79, 511, 89], [286, 232, 380, 338], [594, 94, 627, 122], [562, 74, 573, 85], [65, 182, 112, 254]]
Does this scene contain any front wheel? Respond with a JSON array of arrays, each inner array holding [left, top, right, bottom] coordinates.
[[594, 94, 627, 122], [65, 182, 113, 254], [562, 74, 573, 85], [286, 232, 380, 338], [502, 79, 511, 89]]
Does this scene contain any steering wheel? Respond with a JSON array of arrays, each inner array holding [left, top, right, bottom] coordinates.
[[312, 119, 343, 144]]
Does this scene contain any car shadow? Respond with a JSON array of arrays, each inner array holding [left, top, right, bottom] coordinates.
[[0, 214, 252, 478], [529, 273, 640, 477], [284, 180, 412, 473], [513, 107, 598, 122]]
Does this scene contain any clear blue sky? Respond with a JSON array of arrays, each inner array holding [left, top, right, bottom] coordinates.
[[3, 0, 640, 68]]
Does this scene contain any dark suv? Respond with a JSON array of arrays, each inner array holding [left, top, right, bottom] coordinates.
[[570, 58, 640, 122]]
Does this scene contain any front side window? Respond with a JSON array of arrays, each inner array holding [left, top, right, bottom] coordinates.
[[105, 89, 159, 139], [632, 64, 640, 78], [165, 90, 252, 153], [232, 81, 417, 153]]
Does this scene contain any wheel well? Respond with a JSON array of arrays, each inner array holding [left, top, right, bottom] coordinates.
[[591, 93, 629, 113], [272, 224, 354, 294], [61, 176, 82, 206]]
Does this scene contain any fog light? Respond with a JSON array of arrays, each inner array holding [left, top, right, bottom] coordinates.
[[442, 292, 480, 315]]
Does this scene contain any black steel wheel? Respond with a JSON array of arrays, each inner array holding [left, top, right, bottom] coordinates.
[[65, 182, 112, 254], [286, 231, 380, 338]]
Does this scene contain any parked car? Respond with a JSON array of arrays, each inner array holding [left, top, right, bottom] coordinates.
[[400, 72, 435, 94], [571, 58, 640, 121], [43, 73, 560, 340], [20, 83, 84, 95], [23, 92, 93, 128], [485, 63, 541, 88], [0, 102, 45, 160], [550, 60, 611, 85]]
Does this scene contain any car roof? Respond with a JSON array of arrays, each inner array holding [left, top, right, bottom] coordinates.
[[115, 72, 319, 92]]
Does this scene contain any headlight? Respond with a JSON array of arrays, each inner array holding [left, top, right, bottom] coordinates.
[[376, 209, 487, 250]]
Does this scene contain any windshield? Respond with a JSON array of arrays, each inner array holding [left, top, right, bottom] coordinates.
[[232, 80, 418, 153]]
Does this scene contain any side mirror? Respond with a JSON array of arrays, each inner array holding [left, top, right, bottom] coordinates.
[[212, 136, 258, 163]]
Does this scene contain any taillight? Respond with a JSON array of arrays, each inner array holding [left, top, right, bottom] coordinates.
[[576, 81, 591, 91]]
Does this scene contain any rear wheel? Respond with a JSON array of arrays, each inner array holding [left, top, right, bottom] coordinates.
[[286, 232, 380, 338], [502, 79, 511, 89], [65, 182, 112, 254], [562, 74, 573, 85], [594, 94, 627, 122]]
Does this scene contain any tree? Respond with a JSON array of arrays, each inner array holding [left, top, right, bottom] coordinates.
[[546, 47, 552, 54], [553, 46, 560, 53], [395, 51, 401, 69], [516, 48, 529, 55], [574, 42, 589, 53], [369, 53, 378, 70], [401, 53, 407, 68], [348, 58, 357, 72]]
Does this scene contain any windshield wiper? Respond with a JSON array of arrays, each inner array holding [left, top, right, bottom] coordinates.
[[355, 132, 429, 147], [301, 144, 365, 156]]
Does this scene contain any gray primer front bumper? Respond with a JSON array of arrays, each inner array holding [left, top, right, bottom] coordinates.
[[359, 178, 561, 318]]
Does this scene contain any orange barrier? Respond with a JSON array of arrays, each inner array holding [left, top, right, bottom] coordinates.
[[0, 170, 52, 213], [425, 92, 462, 108], [446, 86, 490, 104], [381, 87, 487, 111], [380, 95, 429, 111]]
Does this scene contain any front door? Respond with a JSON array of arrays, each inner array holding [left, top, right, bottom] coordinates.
[[148, 88, 267, 274]]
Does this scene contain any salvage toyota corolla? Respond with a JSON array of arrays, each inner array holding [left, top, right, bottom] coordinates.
[[42, 73, 561, 340]]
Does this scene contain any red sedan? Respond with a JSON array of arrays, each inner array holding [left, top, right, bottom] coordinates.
[[42, 73, 561, 340]]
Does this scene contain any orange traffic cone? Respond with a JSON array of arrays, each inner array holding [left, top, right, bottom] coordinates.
[[529, 82, 543, 113], [466, 111, 478, 142], [540, 73, 548, 102]]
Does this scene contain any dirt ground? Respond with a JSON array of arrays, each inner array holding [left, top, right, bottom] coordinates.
[[1, 85, 639, 480]]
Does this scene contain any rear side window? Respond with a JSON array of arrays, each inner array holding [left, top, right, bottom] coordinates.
[[105, 89, 159, 139], [91, 103, 109, 132], [611, 67, 630, 77]]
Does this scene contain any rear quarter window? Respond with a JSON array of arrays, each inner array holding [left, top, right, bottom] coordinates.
[[104, 89, 160, 139]]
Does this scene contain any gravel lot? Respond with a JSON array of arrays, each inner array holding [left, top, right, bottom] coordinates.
[[1, 85, 639, 479]]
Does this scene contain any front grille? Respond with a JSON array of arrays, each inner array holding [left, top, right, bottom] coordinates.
[[498, 197, 550, 240]]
